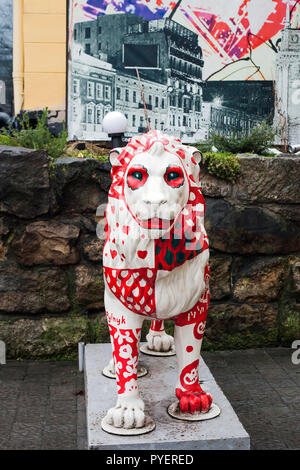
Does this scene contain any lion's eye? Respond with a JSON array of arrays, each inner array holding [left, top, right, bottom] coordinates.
[[164, 166, 184, 188], [131, 171, 143, 180], [127, 166, 148, 190], [167, 172, 180, 181]]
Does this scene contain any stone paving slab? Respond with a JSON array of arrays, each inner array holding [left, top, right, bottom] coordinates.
[[0, 348, 299, 450], [84, 343, 250, 450]]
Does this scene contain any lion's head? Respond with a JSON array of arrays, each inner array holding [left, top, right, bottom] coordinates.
[[103, 131, 209, 316], [108, 131, 202, 240]]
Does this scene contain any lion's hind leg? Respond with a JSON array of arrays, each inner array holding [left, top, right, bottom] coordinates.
[[146, 320, 174, 353]]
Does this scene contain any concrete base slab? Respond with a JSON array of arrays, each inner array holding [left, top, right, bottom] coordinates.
[[84, 343, 250, 450]]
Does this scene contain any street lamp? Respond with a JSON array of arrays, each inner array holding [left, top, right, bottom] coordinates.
[[102, 111, 127, 148]]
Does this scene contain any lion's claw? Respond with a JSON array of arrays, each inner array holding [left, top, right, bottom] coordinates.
[[106, 396, 145, 429], [146, 331, 174, 352], [176, 386, 212, 414]]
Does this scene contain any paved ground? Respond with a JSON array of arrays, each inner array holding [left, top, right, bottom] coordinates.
[[0, 347, 299, 450]]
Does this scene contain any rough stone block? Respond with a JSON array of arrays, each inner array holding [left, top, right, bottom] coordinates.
[[0, 146, 50, 218], [12, 220, 80, 266]]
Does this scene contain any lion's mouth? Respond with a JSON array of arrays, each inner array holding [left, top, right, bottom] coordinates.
[[139, 217, 173, 230]]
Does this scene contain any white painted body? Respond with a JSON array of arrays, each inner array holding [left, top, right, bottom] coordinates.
[[102, 131, 212, 431]]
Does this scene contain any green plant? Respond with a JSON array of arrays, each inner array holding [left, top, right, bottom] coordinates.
[[1, 108, 67, 158], [210, 122, 275, 155], [0, 134, 16, 146], [67, 149, 109, 161], [194, 141, 212, 154], [202, 151, 241, 182]]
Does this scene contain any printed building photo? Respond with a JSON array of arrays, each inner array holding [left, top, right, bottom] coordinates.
[[0, 0, 13, 114], [67, 0, 300, 145]]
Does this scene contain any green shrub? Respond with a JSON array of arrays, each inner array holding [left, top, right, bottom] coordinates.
[[202, 152, 241, 182], [210, 122, 275, 155], [194, 141, 212, 154], [66, 149, 109, 161], [0, 108, 67, 158], [0, 134, 16, 146]]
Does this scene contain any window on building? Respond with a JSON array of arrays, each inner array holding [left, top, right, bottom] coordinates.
[[149, 95, 152, 105], [96, 107, 102, 124], [140, 116, 144, 127], [178, 116, 181, 127], [161, 98, 165, 109], [72, 105, 78, 121], [125, 89, 129, 102], [85, 43, 91, 54], [132, 115, 136, 127], [133, 91, 136, 103], [85, 27, 91, 39], [74, 29, 77, 41], [73, 78, 79, 96], [98, 26, 102, 34], [104, 85, 111, 100], [172, 115, 175, 126], [87, 106, 94, 124], [96, 83, 103, 100], [155, 96, 159, 108], [87, 81, 94, 99], [155, 119, 158, 129], [116, 87, 121, 100]]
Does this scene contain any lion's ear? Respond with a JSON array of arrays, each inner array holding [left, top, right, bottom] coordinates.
[[192, 149, 202, 164], [187, 147, 202, 181], [109, 148, 123, 167]]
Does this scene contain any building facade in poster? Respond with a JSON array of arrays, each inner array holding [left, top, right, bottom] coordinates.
[[0, 0, 13, 114], [68, 1, 300, 144], [274, 12, 300, 147], [69, 14, 205, 141]]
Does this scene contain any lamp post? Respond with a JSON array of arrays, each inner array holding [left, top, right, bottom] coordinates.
[[102, 111, 127, 149]]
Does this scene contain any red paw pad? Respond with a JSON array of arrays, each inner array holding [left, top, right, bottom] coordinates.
[[176, 385, 213, 414]]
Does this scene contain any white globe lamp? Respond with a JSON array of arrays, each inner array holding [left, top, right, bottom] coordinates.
[[102, 111, 127, 148]]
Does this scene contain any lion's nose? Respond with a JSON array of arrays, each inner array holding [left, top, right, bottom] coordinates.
[[143, 196, 168, 206]]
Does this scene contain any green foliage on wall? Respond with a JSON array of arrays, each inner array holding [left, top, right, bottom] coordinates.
[[209, 122, 275, 155], [202, 151, 241, 182], [0, 108, 67, 158]]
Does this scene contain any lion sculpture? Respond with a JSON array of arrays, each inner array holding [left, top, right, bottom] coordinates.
[[102, 130, 212, 431]]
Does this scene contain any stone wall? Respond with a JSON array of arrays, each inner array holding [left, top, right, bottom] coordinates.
[[0, 146, 299, 358]]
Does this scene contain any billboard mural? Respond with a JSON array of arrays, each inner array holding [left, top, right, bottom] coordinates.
[[67, 0, 300, 145], [0, 0, 13, 115]]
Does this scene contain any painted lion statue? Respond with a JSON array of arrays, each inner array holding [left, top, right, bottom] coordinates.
[[102, 130, 212, 431]]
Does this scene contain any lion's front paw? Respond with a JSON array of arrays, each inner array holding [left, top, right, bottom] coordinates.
[[146, 331, 174, 352], [176, 385, 212, 414], [105, 396, 145, 429]]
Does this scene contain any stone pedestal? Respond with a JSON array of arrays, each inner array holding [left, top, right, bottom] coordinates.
[[84, 343, 250, 450]]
